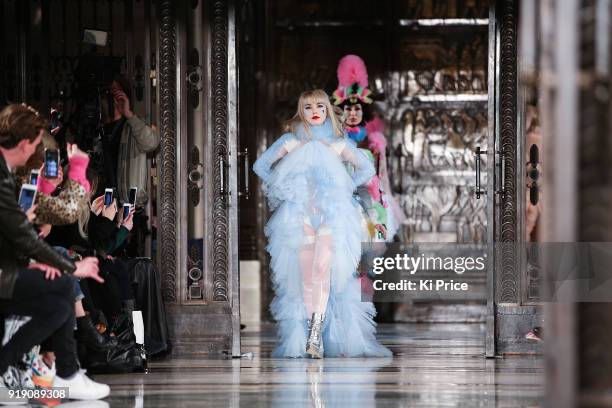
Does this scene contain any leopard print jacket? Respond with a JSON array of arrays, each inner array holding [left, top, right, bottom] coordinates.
[[34, 179, 87, 226], [15, 175, 88, 226]]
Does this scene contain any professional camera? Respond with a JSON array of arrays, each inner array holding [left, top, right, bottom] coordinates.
[[68, 53, 122, 174]]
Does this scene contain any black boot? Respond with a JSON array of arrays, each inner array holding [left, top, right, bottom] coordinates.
[[122, 299, 135, 314], [76, 315, 117, 351]]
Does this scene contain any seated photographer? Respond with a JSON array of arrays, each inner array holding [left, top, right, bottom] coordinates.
[[0, 103, 109, 401], [99, 75, 159, 257]]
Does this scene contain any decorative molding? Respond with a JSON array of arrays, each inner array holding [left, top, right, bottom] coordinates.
[[497, 0, 519, 303], [211, 0, 229, 302], [159, 0, 178, 303]]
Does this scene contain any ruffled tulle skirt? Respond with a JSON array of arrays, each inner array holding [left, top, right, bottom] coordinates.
[[262, 141, 391, 358]]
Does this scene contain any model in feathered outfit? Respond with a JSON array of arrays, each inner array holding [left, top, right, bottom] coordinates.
[[333, 55, 405, 244], [253, 89, 391, 358]]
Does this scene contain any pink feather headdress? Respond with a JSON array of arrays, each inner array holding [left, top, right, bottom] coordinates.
[[333, 55, 373, 106]]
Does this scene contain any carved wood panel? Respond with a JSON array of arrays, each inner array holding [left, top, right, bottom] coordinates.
[[159, 0, 178, 302], [496, 0, 519, 304], [211, 0, 230, 302]]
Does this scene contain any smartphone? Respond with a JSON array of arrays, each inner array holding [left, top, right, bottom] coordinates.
[[29, 169, 40, 185], [123, 203, 131, 219], [104, 188, 114, 207], [44, 149, 60, 178], [18, 184, 37, 212], [129, 187, 138, 206]]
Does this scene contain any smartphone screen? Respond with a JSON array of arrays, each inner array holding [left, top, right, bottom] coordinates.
[[129, 187, 137, 206], [18, 185, 36, 211], [104, 189, 113, 206], [30, 170, 39, 185], [123, 204, 131, 219], [44, 149, 59, 178]]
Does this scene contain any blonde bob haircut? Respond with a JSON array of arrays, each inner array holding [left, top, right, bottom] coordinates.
[[285, 89, 344, 139]]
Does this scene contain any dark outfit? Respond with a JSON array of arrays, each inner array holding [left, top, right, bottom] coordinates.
[[100, 118, 126, 195], [46, 215, 132, 324], [45, 217, 169, 355], [0, 154, 79, 378]]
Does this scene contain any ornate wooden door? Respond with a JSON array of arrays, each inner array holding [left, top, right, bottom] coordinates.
[[157, 0, 241, 356]]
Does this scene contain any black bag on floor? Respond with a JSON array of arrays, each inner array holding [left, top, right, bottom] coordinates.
[[78, 311, 147, 374]]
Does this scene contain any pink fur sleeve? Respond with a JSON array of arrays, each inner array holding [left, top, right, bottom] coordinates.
[[67, 155, 91, 192], [37, 175, 58, 195]]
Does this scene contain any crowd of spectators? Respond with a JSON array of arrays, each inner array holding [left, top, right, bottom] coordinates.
[[0, 78, 167, 404]]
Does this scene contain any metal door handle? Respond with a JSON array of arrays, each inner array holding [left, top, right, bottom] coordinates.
[[238, 148, 249, 198], [474, 146, 487, 199], [495, 149, 506, 195]]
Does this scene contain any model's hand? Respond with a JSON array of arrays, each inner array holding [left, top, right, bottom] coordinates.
[[74, 257, 103, 283], [375, 224, 387, 240]]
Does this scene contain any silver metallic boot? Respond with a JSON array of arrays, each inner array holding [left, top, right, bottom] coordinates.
[[305, 312, 324, 358]]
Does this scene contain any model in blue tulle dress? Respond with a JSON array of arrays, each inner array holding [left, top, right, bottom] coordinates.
[[253, 98, 392, 358]]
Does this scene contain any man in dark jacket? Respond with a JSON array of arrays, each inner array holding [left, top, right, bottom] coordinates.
[[0, 104, 110, 401]]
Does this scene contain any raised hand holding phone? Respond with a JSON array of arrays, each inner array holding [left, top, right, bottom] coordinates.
[[123, 203, 131, 220], [122, 207, 135, 231], [18, 184, 37, 213], [44, 148, 60, 178], [39, 163, 63, 190], [129, 186, 138, 206], [91, 195, 105, 215], [101, 199, 117, 221], [104, 188, 114, 207], [25, 204, 37, 223]]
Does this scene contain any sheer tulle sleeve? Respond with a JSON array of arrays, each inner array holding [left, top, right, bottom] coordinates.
[[341, 141, 375, 187], [253, 132, 295, 183]]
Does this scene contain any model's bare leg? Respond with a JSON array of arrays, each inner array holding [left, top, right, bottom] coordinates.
[[311, 231, 332, 315], [306, 226, 332, 359], [300, 222, 316, 317]]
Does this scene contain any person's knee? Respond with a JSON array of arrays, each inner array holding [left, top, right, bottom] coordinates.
[[53, 274, 76, 300], [37, 293, 73, 322]]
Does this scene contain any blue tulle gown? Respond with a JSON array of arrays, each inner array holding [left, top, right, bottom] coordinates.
[[253, 118, 392, 358]]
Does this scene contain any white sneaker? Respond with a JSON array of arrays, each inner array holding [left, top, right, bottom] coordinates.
[[52, 370, 110, 400]]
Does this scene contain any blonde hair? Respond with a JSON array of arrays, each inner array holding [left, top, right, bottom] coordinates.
[[285, 89, 344, 138], [77, 169, 98, 238]]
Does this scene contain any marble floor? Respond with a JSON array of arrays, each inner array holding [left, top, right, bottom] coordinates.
[[89, 323, 543, 407]]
